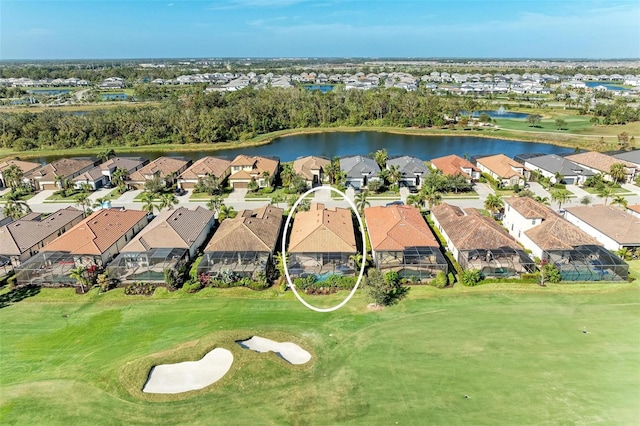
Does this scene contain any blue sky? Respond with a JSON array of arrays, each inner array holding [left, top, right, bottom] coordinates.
[[2, 0, 639, 60]]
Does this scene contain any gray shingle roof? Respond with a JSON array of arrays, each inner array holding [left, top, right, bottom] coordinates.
[[525, 154, 594, 177], [612, 150, 640, 166], [339, 156, 380, 178], [387, 156, 430, 177]]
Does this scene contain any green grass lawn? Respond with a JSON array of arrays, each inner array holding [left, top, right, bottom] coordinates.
[[1, 281, 639, 425], [582, 186, 632, 195], [44, 191, 87, 202]]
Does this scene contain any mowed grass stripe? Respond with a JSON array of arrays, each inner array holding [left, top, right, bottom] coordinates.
[[1, 284, 639, 425]]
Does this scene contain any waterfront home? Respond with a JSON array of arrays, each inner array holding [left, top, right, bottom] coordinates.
[[0, 207, 84, 275], [14, 208, 149, 287], [364, 205, 447, 281], [99, 157, 149, 182], [293, 156, 330, 188], [431, 203, 534, 278], [24, 158, 97, 191], [127, 157, 191, 189], [612, 150, 640, 169], [107, 207, 215, 283], [565, 151, 636, 183], [523, 154, 594, 185], [339, 155, 381, 190], [502, 197, 627, 281], [476, 154, 527, 188], [287, 204, 357, 277], [177, 156, 231, 190], [198, 205, 283, 278], [0, 159, 41, 188], [386, 156, 430, 189], [564, 204, 640, 251], [430, 154, 480, 183], [228, 155, 279, 189]]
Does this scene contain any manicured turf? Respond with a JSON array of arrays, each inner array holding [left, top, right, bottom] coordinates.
[[1, 282, 639, 425]]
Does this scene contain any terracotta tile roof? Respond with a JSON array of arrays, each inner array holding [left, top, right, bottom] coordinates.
[[565, 204, 640, 245], [430, 154, 478, 178], [121, 207, 215, 252], [229, 155, 279, 179], [0, 207, 83, 256], [364, 205, 439, 251], [628, 205, 640, 215], [431, 203, 520, 250], [524, 215, 600, 250], [179, 157, 231, 180], [565, 151, 636, 175], [288, 204, 356, 253], [0, 159, 41, 175], [504, 197, 556, 219], [293, 156, 330, 181], [128, 157, 190, 182], [42, 209, 148, 255], [204, 205, 283, 253], [229, 170, 253, 180], [476, 154, 525, 179], [24, 158, 95, 181]]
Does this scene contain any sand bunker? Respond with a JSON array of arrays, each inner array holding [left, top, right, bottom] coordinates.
[[238, 336, 311, 365], [143, 348, 233, 394]]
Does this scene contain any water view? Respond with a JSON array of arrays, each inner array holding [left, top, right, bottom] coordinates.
[[26, 89, 72, 95], [101, 93, 128, 100], [584, 81, 629, 91], [37, 132, 573, 164], [472, 109, 530, 119], [304, 85, 335, 93]]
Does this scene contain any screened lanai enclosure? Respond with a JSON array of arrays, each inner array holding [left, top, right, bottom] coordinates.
[[13, 252, 101, 287], [459, 247, 535, 278], [543, 245, 628, 281], [197, 250, 270, 278], [375, 246, 447, 281], [288, 251, 356, 278], [107, 248, 188, 283]]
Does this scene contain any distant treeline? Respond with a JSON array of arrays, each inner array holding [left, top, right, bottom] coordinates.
[[0, 87, 637, 152]]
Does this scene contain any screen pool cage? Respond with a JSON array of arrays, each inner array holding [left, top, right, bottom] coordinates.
[[107, 248, 188, 283], [13, 251, 101, 287], [288, 252, 356, 278], [460, 247, 535, 278], [543, 245, 628, 281], [375, 246, 448, 281], [197, 250, 271, 278]]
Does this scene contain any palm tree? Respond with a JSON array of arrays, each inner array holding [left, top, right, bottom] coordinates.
[[534, 196, 551, 205], [69, 265, 89, 294], [553, 172, 564, 184], [96, 148, 116, 163], [2, 164, 23, 190], [596, 186, 614, 205], [79, 182, 93, 193], [140, 191, 159, 215], [421, 185, 442, 210], [386, 164, 402, 190], [609, 163, 626, 184], [158, 193, 178, 210], [373, 149, 388, 169], [550, 188, 571, 210], [74, 192, 91, 216], [611, 195, 628, 209], [355, 189, 370, 213], [406, 193, 425, 210], [3, 199, 31, 220], [92, 197, 109, 210], [111, 167, 129, 190], [54, 174, 72, 191], [280, 163, 295, 188], [261, 170, 272, 189], [218, 204, 236, 221], [206, 196, 223, 214], [484, 194, 503, 215], [270, 193, 285, 207]]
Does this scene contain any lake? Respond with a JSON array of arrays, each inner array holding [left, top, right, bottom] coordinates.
[[36, 131, 573, 164], [584, 81, 629, 91], [26, 89, 71, 95], [304, 85, 335, 93]]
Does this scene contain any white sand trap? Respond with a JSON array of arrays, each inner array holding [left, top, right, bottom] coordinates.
[[143, 348, 233, 394], [238, 336, 311, 365]]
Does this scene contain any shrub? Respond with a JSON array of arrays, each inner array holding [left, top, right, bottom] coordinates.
[[182, 280, 203, 293], [124, 282, 155, 295], [460, 269, 483, 286], [431, 271, 448, 288], [447, 272, 456, 286], [363, 269, 410, 306]]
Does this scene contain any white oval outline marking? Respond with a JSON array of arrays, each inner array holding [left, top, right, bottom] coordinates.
[[281, 186, 367, 313]]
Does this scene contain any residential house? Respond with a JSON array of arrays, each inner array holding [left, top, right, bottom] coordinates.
[[198, 205, 283, 278], [228, 155, 279, 189], [14, 209, 149, 287], [430, 154, 480, 182], [24, 158, 97, 191], [476, 154, 527, 188], [431, 203, 534, 278], [99, 157, 149, 182], [72, 167, 108, 190], [293, 156, 330, 188], [565, 151, 636, 183], [339, 155, 381, 190], [523, 154, 594, 185], [612, 150, 640, 169], [127, 157, 191, 190], [387, 156, 430, 189], [177, 156, 231, 190], [107, 207, 215, 283], [364, 205, 447, 281], [0, 207, 84, 275], [564, 205, 640, 251], [287, 204, 357, 277], [502, 197, 627, 281], [0, 159, 41, 188]]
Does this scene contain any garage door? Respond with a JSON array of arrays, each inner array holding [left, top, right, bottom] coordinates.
[[233, 181, 248, 189]]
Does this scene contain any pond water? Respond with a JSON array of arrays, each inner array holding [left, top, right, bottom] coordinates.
[[584, 81, 629, 91], [472, 109, 530, 119], [36, 131, 573, 164], [26, 89, 71, 95], [304, 85, 335, 93], [101, 93, 128, 100]]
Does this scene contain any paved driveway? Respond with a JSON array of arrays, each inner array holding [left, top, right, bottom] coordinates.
[[117, 189, 142, 203], [227, 188, 248, 202]]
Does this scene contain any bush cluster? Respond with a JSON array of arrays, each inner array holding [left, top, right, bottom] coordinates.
[[124, 282, 155, 295]]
